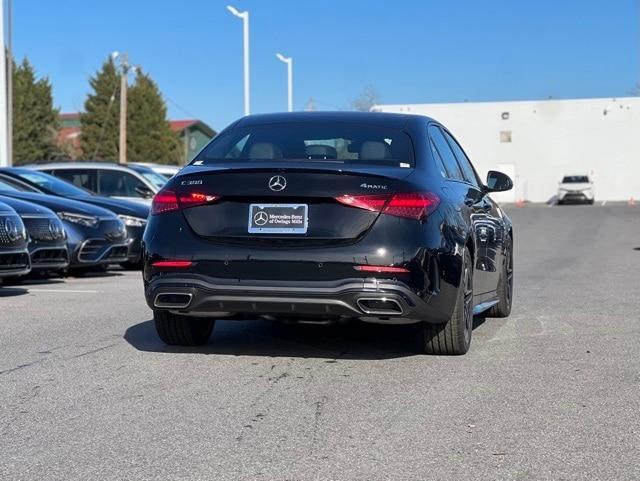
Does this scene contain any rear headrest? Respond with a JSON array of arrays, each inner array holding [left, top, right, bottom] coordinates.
[[305, 144, 337, 159], [248, 142, 283, 160], [360, 141, 391, 160]]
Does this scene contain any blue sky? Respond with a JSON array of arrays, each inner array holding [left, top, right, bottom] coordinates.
[[12, 0, 639, 131]]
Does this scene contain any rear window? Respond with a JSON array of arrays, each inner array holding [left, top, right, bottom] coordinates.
[[562, 176, 589, 183], [196, 123, 415, 167]]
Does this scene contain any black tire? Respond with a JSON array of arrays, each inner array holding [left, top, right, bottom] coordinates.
[[487, 235, 513, 318], [154, 310, 215, 346], [422, 247, 474, 355]]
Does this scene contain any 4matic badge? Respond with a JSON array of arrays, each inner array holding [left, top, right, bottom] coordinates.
[[360, 183, 388, 190]]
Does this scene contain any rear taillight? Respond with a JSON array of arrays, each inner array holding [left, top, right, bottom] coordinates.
[[335, 192, 439, 220], [152, 260, 193, 268], [354, 265, 410, 273], [151, 190, 221, 215]]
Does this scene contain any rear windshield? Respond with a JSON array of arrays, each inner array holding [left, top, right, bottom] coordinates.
[[562, 176, 589, 183], [195, 123, 415, 167]]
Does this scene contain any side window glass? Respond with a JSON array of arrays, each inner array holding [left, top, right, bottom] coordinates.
[[99, 170, 130, 196], [123, 173, 147, 197], [443, 130, 479, 187], [428, 125, 464, 181], [56, 170, 94, 191], [429, 139, 449, 178]]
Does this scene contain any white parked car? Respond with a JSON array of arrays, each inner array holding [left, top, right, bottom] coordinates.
[[130, 162, 181, 179], [557, 175, 594, 205]]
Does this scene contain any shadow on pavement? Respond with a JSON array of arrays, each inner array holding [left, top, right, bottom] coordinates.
[[0, 286, 28, 297], [125, 316, 490, 360]]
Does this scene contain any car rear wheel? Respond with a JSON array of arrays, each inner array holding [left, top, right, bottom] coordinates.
[[422, 247, 473, 355], [487, 235, 513, 318], [153, 310, 215, 346]]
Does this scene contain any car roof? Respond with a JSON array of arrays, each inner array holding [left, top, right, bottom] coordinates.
[[234, 111, 431, 129], [28, 162, 143, 173]]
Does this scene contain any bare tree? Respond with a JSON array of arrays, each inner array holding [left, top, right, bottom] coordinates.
[[351, 85, 380, 111]]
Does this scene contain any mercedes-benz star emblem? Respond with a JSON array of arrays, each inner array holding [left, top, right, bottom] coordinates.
[[268, 175, 286, 192], [49, 220, 62, 239], [254, 211, 269, 226], [5, 218, 20, 242]]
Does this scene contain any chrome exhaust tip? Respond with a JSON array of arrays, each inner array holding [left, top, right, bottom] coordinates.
[[154, 292, 193, 309], [356, 297, 404, 315]]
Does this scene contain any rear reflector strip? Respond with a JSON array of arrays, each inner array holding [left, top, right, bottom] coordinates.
[[354, 265, 410, 273], [152, 260, 193, 268]]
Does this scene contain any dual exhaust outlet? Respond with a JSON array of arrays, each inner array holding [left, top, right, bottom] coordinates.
[[154, 292, 404, 317]]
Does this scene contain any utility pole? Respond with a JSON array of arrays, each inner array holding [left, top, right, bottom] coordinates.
[[0, 0, 8, 167], [7, 0, 12, 166], [116, 52, 130, 165]]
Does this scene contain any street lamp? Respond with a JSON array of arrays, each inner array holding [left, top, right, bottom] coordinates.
[[276, 53, 293, 112], [227, 5, 250, 116]]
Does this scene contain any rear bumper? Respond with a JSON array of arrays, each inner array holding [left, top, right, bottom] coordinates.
[[145, 274, 451, 324]]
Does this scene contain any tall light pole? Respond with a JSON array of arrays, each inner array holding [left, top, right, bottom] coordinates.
[[7, 0, 12, 166], [227, 5, 250, 116], [0, 0, 8, 167], [276, 53, 293, 112], [112, 51, 135, 165]]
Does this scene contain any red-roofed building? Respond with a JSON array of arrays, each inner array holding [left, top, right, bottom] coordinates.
[[56, 114, 216, 162]]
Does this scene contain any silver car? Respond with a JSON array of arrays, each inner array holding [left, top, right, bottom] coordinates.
[[29, 162, 167, 205]]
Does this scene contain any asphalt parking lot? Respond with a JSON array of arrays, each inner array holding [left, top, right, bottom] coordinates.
[[1, 204, 639, 481]]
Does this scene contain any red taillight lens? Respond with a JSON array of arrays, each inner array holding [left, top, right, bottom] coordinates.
[[354, 265, 410, 273], [152, 260, 193, 268], [335, 192, 439, 220], [384, 192, 440, 220], [335, 194, 391, 212], [151, 190, 179, 215], [151, 190, 221, 215], [178, 192, 221, 208]]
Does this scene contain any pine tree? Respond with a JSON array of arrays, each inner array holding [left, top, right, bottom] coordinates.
[[79, 58, 120, 160], [12, 58, 60, 164], [127, 72, 180, 164]]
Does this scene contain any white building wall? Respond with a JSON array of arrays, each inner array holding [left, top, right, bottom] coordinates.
[[373, 97, 640, 202]]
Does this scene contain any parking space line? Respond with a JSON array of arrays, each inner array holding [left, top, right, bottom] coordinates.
[[28, 288, 102, 293]]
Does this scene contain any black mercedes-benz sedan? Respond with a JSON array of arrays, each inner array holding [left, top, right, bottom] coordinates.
[[0, 195, 68, 273], [142, 112, 514, 355], [0, 201, 30, 279], [0, 180, 128, 270], [0, 168, 149, 266]]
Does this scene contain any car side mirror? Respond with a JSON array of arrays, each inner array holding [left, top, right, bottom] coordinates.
[[134, 184, 154, 199], [484, 170, 513, 193]]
